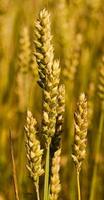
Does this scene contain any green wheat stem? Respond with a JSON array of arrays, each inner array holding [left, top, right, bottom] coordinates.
[[77, 170, 81, 200], [44, 143, 50, 200], [89, 101, 104, 200]]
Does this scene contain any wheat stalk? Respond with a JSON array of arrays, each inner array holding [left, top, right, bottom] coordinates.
[[34, 9, 61, 200], [89, 57, 104, 200], [25, 110, 44, 200], [72, 93, 88, 200]]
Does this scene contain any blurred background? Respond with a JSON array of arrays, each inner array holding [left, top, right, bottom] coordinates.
[[0, 0, 104, 200]]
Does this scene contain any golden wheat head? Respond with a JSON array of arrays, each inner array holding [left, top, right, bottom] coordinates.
[[25, 111, 44, 186], [72, 93, 88, 172]]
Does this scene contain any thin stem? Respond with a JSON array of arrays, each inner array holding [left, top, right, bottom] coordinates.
[[35, 182, 40, 200], [77, 170, 81, 200], [89, 102, 104, 200], [44, 143, 50, 200], [67, 85, 75, 200], [9, 130, 20, 200]]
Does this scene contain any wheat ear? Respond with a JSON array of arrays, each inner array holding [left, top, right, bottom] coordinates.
[[17, 26, 31, 73], [34, 9, 60, 145], [50, 148, 61, 200], [34, 9, 60, 200], [98, 59, 104, 101], [25, 110, 44, 200], [89, 58, 104, 200], [34, 8, 54, 89], [72, 93, 88, 200], [15, 26, 31, 112]]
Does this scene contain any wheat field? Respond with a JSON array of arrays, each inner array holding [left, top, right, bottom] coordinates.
[[0, 1, 104, 200]]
